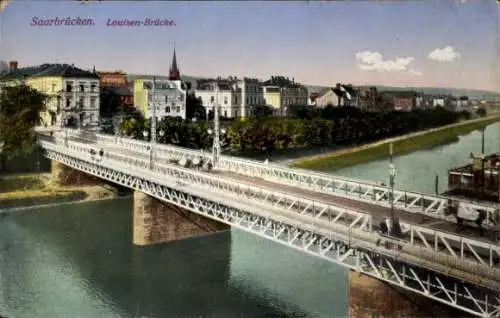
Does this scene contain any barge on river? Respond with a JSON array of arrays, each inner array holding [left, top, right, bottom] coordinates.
[[444, 152, 500, 240]]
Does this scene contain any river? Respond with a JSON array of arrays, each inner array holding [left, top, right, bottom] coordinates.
[[0, 122, 498, 318]]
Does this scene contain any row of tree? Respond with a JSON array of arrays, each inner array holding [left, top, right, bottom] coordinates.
[[117, 106, 468, 154], [0, 83, 485, 161]]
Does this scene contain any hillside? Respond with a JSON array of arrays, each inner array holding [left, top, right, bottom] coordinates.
[[306, 84, 500, 101], [127, 73, 500, 101]]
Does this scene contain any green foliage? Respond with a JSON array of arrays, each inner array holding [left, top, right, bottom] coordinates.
[[0, 84, 47, 156], [186, 93, 206, 121], [251, 105, 274, 118], [476, 107, 487, 117], [115, 106, 463, 156]]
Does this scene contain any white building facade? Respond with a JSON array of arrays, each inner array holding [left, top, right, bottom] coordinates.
[[60, 77, 100, 129], [135, 79, 188, 120], [194, 77, 264, 119]]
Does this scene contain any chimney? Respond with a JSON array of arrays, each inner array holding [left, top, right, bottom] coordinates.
[[8, 61, 18, 71]]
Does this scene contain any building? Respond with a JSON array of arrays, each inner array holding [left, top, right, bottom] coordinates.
[[195, 78, 236, 118], [261, 76, 308, 116], [315, 88, 338, 108], [233, 77, 263, 118], [98, 71, 128, 88], [101, 86, 133, 107], [0, 61, 100, 129], [356, 86, 378, 111], [133, 49, 189, 119], [308, 92, 319, 106], [194, 76, 263, 119], [134, 78, 188, 119], [380, 91, 420, 111]]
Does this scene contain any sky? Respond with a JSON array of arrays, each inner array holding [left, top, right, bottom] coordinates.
[[0, 0, 499, 92]]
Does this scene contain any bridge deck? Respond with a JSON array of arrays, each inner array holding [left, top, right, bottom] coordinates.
[[43, 131, 496, 245], [214, 170, 497, 244]]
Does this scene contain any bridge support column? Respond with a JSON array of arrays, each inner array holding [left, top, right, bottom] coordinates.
[[51, 160, 63, 185], [348, 270, 469, 318], [132, 191, 230, 246], [51, 160, 103, 186]]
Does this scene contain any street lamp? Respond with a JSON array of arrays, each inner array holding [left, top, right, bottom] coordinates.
[[149, 77, 158, 170], [211, 81, 222, 167], [496, 161, 500, 202], [158, 129, 165, 143], [142, 130, 149, 141], [388, 143, 401, 238]]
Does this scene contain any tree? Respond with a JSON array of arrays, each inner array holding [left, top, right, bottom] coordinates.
[[186, 93, 206, 121], [100, 87, 122, 119], [251, 105, 274, 118], [0, 84, 47, 160], [476, 107, 487, 117]]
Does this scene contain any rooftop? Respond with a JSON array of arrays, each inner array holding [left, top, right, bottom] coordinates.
[[0, 63, 99, 81]]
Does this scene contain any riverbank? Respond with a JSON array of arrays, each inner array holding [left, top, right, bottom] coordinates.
[[0, 173, 120, 210], [291, 114, 500, 171]]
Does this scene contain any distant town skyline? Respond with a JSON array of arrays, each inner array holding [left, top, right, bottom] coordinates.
[[1, 0, 499, 92]]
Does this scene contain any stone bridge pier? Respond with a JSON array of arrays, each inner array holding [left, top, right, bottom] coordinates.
[[132, 191, 230, 245], [51, 160, 103, 186], [348, 270, 471, 318]]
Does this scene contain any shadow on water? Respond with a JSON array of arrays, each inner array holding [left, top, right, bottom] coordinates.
[[0, 199, 329, 318]]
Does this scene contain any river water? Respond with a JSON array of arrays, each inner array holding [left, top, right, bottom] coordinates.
[[0, 122, 498, 318]]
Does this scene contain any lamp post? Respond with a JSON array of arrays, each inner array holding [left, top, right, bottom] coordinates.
[[142, 130, 149, 141], [388, 143, 401, 238], [481, 127, 486, 198], [496, 161, 500, 202], [211, 80, 222, 166], [149, 77, 158, 170]]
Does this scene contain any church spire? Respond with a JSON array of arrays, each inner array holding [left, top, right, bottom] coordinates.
[[168, 43, 180, 80]]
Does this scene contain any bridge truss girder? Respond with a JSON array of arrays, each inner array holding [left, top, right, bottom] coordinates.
[[40, 137, 500, 275], [42, 145, 500, 318]]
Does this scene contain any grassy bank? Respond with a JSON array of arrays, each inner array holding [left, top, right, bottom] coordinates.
[[0, 188, 87, 209], [0, 173, 50, 193], [292, 115, 500, 171], [0, 173, 120, 209]]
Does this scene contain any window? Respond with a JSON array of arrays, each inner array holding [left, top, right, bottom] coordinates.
[[165, 96, 169, 103], [79, 83, 85, 92], [90, 83, 97, 92], [176, 106, 180, 113], [224, 96, 228, 105], [79, 97, 84, 108], [66, 82, 73, 92], [224, 110, 227, 117], [66, 98, 71, 108], [246, 97, 249, 104], [210, 96, 215, 103], [89, 113, 94, 123], [235, 96, 238, 104], [166, 107, 171, 113], [90, 97, 96, 108]]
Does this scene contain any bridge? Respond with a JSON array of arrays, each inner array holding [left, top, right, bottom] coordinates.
[[35, 128, 500, 318]]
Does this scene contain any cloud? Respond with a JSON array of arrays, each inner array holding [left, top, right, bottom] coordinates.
[[428, 46, 460, 62], [355, 51, 421, 75]]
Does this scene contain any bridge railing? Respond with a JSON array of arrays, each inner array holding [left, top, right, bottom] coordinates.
[[38, 138, 500, 281], [46, 128, 499, 227]]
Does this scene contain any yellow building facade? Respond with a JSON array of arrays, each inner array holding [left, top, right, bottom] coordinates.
[[133, 79, 149, 117], [26, 76, 64, 126], [0, 63, 101, 129]]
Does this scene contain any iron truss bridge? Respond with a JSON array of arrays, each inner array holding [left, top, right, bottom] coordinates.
[[37, 136, 500, 318], [46, 128, 499, 228]]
